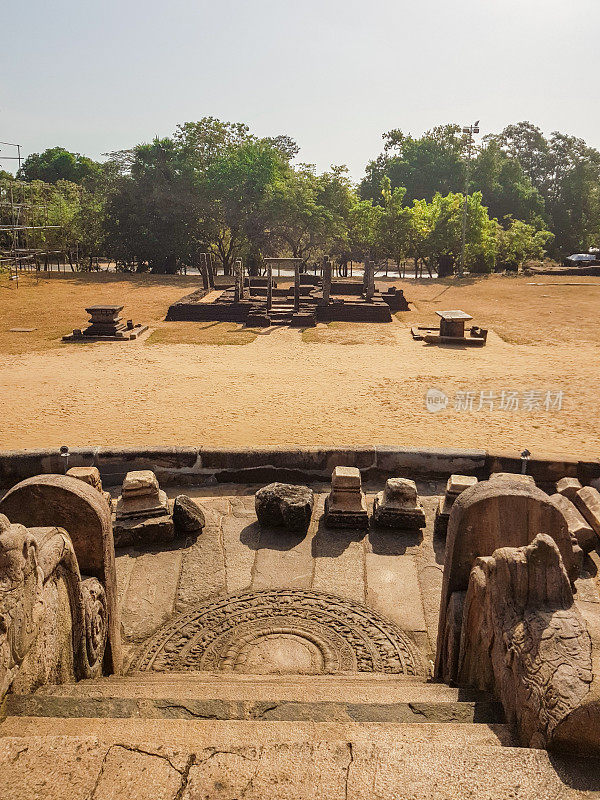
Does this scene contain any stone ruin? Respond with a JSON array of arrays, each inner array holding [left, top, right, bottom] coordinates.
[[62, 305, 148, 342], [412, 308, 488, 346], [0, 459, 600, 794], [166, 257, 410, 327]]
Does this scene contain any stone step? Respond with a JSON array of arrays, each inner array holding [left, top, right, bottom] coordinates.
[[31, 672, 484, 704], [4, 693, 504, 724], [2, 720, 599, 799], [8, 673, 505, 724]]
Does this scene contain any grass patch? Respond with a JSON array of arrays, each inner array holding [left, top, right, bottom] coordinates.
[[147, 321, 257, 346]]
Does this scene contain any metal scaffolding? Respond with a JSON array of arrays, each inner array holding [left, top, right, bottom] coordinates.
[[0, 143, 63, 279]]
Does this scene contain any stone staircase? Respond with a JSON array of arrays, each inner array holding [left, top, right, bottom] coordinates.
[[1, 674, 599, 797]]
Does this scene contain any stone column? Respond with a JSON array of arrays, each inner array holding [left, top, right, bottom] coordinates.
[[365, 261, 375, 301], [238, 259, 248, 300], [233, 260, 241, 303], [208, 254, 215, 289], [323, 257, 332, 304], [294, 262, 301, 312], [266, 263, 273, 313], [200, 255, 209, 291]]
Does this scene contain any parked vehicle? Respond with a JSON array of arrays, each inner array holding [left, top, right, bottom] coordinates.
[[563, 253, 600, 267]]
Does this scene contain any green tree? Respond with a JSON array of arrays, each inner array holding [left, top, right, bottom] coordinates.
[[18, 147, 101, 185]]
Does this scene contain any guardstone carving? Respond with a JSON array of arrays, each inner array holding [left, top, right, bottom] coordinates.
[[0, 515, 108, 700], [457, 534, 595, 751]]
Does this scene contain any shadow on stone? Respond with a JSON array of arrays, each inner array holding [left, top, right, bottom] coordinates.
[[548, 754, 600, 792], [311, 515, 366, 558], [240, 520, 307, 552], [368, 527, 422, 556]]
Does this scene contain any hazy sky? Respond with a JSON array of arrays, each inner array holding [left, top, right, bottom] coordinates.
[[1, 0, 597, 180]]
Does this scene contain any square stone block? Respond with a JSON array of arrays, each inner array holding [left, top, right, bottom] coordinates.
[[551, 493, 596, 552], [331, 466, 362, 490], [66, 466, 103, 493], [446, 474, 478, 496], [556, 477, 583, 501], [113, 514, 175, 547], [574, 486, 600, 537], [122, 469, 160, 497], [324, 493, 368, 529], [116, 489, 169, 520]]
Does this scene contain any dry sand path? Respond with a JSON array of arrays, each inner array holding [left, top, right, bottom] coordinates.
[[1, 322, 597, 458]]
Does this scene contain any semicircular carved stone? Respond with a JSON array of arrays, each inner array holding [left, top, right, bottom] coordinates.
[[0, 474, 121, 673], [435, 476, 581, 681], [0, 518, 108, 698], [133, 589, 425, 676]]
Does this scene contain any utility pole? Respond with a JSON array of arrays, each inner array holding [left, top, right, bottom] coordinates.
[[459, 121, 479, 276]]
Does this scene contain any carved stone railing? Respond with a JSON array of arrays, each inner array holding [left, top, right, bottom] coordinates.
[[436, 475, 600, 754], [0, 515, 108, 698]]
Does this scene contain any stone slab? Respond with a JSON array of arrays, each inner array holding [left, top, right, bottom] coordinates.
[[574, 486, 600, 537], [120, 548, 183, 643], [175, 514, 226, 612], [1, 727, 599, 800], [113, 514, 175, 547], [557, 476, 583, 501], [312, 516, 366, 604], [251, 524, 315, 590], [365, 552, 427, 634], [222, 515, 260, 594]]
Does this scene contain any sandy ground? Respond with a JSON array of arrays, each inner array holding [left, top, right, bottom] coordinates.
[[0, 272, 599, 458]]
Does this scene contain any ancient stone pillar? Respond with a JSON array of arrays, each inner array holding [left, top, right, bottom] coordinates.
[[365, 261, 375, 301], [233, 260, 242, 303], [294, 263, 301, 312], [266, 263, 273, 313], [323, 257, 332, 304]]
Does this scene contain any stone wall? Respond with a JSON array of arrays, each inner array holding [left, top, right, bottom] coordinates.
[[0, 446, 597, 490]]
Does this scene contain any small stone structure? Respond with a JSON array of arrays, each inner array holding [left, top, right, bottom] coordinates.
[[66, 465, 112, 506], [551, 491, 596, 552], [411, 309, 488, 346], [324, 466, 369, 528], [573, 485, 600, 540], [255, 483, 314, 531], [114, 470, 174, 547], [434, 474, 478, 537], [63, 305, 148, 342], [372, 478, 425, 529]]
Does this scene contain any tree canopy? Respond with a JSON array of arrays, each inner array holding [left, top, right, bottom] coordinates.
[[7, 117, 596, 274]]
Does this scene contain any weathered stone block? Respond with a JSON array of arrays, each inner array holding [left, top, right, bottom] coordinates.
[[173, 495, 206, 533], [66, 466, 103, 493], [372, 478, 426, 529], [556, 476, 583, 501], [446, 474, 478, 496], [113, 515, 175, 548], [115, 489, 169, 520], [574, 486, 600, 538], [255, 483, 314, 531], [122, 470, 159, 497], [331, 466, 361, 490], [551, 493, 596, 552]]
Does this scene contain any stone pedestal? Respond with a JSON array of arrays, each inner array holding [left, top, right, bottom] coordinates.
[[434, 474, 478, 537], [373, 478, 425, 529], [324, 467, 368, 529], [114, 470, 173, 546]]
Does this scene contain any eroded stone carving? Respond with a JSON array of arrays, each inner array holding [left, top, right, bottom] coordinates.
[[0, 515, 108, 699], [372, 478, 425, 529], [435, 475, 581, 682], [0, 474, 121, 673], [457, 534, 595, 751], [134, 589, 424, 676]]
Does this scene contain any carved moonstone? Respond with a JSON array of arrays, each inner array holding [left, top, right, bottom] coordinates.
[[373, 478, 425, 529]]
